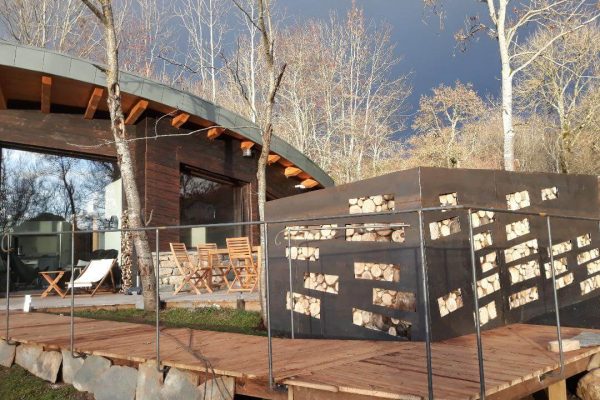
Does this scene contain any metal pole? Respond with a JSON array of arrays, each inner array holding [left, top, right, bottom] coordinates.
[[155, 228, 162, 373], [263, 222, 274, 390], [467, 209, 486, 399], [417, 211, 434, 400], [286, 227, 295, 339], [5, 233, 11, 343], [546, 216, 564, 377], [70, 221, 75, 355]]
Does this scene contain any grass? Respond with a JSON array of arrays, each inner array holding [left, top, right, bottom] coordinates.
[[70, 306, 265, 336], [0, 365, 91, 400]]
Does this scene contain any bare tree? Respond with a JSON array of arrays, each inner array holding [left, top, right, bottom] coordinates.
[[427, 0, 600, 171], [515, 21, 600, 173], [81, 0, 156, 310]]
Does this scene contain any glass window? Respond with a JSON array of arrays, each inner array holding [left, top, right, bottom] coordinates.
[[180, 168, 245, 247]]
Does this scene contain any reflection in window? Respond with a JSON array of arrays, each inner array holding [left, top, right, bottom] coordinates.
[[180, 169, 245, 247]]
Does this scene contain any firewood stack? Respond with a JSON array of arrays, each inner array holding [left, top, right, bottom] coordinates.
[[477, 273, 500, 298], [473, 231, 493, 250], [508, 260, 540, 284], [437, 289, 464, 317], [285, 225, 337, 241], [471, 210, 495, 228], [304, 273, 339, 293], [349, 194, 395, 214], [581, 275, 600, 295], [286, 246, 320, 261], [544, 258, 568, 278], [504, 239, 538, 262], [354, 262, 400, 282], [430, 217, 460, 240], [478, 301, 498, 326], [480, 252, 498, 272], [346, 223, 406, 243], [506, 190, 531, 210], [352, 308, 411, 337], [509, 287, 539, 309], [505, 218, 530, 240], [541, 187, 558, 200], [287, 292, 321, 319], [372, 288, 416, 311]]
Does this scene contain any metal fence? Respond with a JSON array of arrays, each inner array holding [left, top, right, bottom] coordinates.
[[2, 204, 598, 399]]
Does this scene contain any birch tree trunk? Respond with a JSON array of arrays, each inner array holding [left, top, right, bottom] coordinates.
[[81, 0, 156, 310]]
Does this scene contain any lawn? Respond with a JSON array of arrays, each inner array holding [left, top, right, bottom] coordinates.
[[0, 365, 91, 400], [70, 306, 265, 336]]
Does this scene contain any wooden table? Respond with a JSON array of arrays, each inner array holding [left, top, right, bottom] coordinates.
[[38, 270, 66, 298]]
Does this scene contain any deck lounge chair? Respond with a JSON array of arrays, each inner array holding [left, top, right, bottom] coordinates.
[[67, 258, 116, 296], [226, 237, 258, 292]]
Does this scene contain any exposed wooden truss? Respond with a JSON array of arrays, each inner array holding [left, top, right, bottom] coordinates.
[[267, 154, 281, 165], [285, 167, 302, 178], [41, 76, 52, 113], [84, 87, 104, 119], [300, 179, 319, 189], [207, 126, 225, 140], [171, 112, 190, 128], [241, 141, 255, 150], [124, 99, 148, 125]]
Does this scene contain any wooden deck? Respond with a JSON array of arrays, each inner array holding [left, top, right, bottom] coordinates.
[[1, 312, 599, 400]]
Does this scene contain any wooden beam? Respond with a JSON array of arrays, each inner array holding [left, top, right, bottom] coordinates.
[[241, 141, 255, 150], [0, 84, 6, 109], [284, 166, 302, 178], [279, 158, 294, 167], [267, 154, 281, 165], [301, 178, 319, 189], [84, 87, 104, 119], [124, 99, 148, 125], [547, 380, 567, 400], [171, 112, 190, 128], [207, 127, 225, 140], [41, 76, 52, 113]]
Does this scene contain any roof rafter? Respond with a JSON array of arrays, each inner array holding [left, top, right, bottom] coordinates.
[[41, 76, 52, 113], [124, 99, 149, 125], [172, 112, 190, 128], [84, 87, 104, 119]]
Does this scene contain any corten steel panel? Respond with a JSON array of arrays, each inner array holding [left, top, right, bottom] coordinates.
[[266, 167, 600, 342]]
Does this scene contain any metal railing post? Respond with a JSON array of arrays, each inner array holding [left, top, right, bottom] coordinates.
[[70, 223, 75, 355], [155, 228, 162, 373], [286, 227, 295, 339], [417, 210, 434, 400], [467, 209, 486, 399], [5, 232, 11, 343], [263, 222, 274, 390], [546, 215, 564, 377]]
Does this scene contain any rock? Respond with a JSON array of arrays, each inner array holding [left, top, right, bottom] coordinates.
[[589, 353, 600, 371], [92, 365, 138, 400], [73, 355, 112, 393], [136, 360, 163, 400], [0, 339, 16, 367], [162, 367, 201, 400], [31, 350, 62, 383], [577, 369, 600, 400], [61, 350, 85, 385], [197, 376, 235, 400], [15, 343, 43, 372]]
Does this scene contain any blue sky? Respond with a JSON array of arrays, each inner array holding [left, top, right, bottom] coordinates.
[[277, 0, 500, 129]]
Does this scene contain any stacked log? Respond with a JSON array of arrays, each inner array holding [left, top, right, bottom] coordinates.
[[506, 190, 531, 210], [349, 194, 395, 214], [372, 289, 416, 311], [552, 240, 572, 256], [286, 292, 321, 319], [505, 218, 530, 241], [477, 273, 500, 298], [439, 192, 458, 208], [577, 233, 592, 248], [345, 223, 405, 243], [508, 260, 540, 284], [478, 301, 498, 326], [587, 260, 600, 275], [354, 262, 400, 282], [504, 239, 538, 262], [429, 217, 460, 240], [555, 273, 574, 289], [471, 210, 495, 228], [286, 246, 320, 261], [544, 257, 568, 278], [541, 186, 558, 201], [508, 286, 539, 309], [285, 225, 337, 241], [304, 273, 339, 294], [473, 231, 493, 251], [479, 251, 498, 273], [578, 248, 600, 265], [437, 289, 464, 317], [580, 275, 600, 295], [352, 308, 411, 337]]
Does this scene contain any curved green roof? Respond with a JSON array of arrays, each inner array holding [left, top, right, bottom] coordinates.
[[0, 41, 333, 187]]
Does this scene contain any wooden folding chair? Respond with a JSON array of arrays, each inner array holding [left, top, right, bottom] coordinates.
[[196, 243, 219, 292], [225, 237, 259, 292], [170, 243, 211, 295]]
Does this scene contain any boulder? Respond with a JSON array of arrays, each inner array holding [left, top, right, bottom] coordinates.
[[0, 339, 16, 367], [162, 367, 200, 400], [73, 355, 112, 393], [15, 343, 43, 372], [61, 350, 85, 385], [92, 365, 138, 400], [588, 353, 600, 371], [136, 360, 163, 400], [197, 376, 235, 400], [577, 369, 600, 400], [31, 350, 62, 383]]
